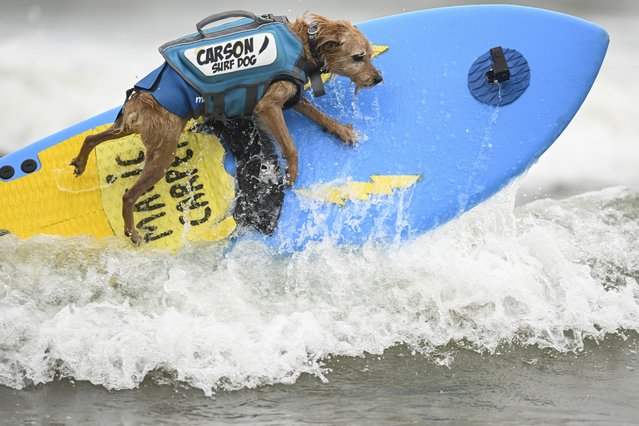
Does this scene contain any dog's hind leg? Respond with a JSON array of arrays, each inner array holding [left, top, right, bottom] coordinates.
[[71, 116, 133, 176], [115, 95, 187, 243], [121, 139, 179, 244]]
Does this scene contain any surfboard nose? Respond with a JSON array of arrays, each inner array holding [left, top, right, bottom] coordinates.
[[274, 5, 611, 249]]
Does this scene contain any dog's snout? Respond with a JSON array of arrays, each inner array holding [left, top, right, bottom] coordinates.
[[373, 73, 383, 85]]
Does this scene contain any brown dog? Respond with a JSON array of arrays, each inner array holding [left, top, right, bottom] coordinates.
[[71, 13, 382, 244]]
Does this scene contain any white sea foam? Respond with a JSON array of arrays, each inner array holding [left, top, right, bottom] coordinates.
[[1, 183, 637, 395]]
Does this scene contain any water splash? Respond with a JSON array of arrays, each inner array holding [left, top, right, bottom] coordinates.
[[1, 184, 638, 395]]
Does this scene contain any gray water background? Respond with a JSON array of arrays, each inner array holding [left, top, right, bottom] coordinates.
[[2, 336, 638, 425]]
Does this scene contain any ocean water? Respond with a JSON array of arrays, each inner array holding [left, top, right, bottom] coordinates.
[[1, 0, 639, 424]]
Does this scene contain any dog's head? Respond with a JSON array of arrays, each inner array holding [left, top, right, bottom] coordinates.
[[309, 15, 383, 94]]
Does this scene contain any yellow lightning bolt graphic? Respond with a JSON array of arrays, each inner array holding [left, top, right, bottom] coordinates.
[[304, 45, 389, 90], [295, 175, 420, 206]]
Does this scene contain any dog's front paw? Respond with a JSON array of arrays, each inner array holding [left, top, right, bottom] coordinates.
[[285, 165, 298, 187], [335, 124, 358, 145]]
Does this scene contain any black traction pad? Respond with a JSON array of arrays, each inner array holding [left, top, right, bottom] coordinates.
[[196, 118, 285, 235]]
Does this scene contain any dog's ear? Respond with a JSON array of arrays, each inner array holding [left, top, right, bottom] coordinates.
[[311, 14, 344, 52], [319, 37, 341, 52]]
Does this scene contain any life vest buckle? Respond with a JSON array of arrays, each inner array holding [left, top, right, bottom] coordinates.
[[307, 24, 319, 36]]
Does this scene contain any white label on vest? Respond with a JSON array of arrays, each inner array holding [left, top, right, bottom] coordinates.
[[184, 33, 278, 77]]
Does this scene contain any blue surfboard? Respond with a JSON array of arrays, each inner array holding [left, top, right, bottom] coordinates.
[[272, 5, 608, 249], [0, 6, 608, 251]]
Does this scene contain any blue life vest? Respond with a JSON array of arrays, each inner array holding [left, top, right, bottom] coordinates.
[[130, 12, 309, 120]]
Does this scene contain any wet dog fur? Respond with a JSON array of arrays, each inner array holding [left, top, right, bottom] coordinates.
[[70, 14, 383, 244]]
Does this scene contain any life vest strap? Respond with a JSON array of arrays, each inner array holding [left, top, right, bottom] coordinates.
[[306, 21, 327, 98], [308, 68, 326, 97]]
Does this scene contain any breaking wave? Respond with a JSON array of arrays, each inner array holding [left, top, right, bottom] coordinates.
[[1, 183, 638, 395]]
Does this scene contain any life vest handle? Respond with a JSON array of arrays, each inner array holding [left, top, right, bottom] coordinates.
[[196, 10, 270, 37]]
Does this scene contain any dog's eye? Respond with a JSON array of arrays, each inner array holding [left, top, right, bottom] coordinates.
[[352, 54, 366, 62]]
